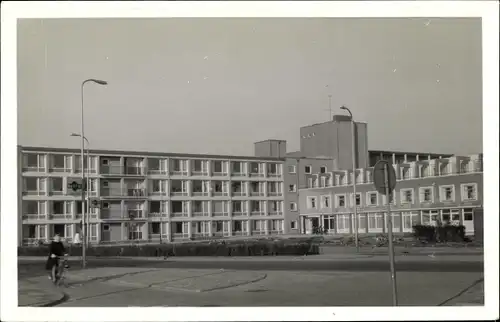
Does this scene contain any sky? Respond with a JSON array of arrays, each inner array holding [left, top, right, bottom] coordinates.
[[17, 18, 483, 156]]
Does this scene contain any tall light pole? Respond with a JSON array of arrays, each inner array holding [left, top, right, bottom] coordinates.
[[70, 133, 90, 248], [81, 78, 107, 268], [340, 105, 359, 252]]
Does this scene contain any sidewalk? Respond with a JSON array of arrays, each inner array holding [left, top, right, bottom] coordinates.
[[18, 279, 66, 307]]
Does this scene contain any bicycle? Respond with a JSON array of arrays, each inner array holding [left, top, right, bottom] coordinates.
[[52, 255, 69, 287]]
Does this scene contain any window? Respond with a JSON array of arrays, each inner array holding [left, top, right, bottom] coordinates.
[[305, 166, 312, 174], [366, 192, 378, 206], [290, 202, 297, 211], [320, 166, 327, 174], [321, 195, 331, 208], [151, 222, 161, 234], [419, 187, 434, 203], [439, 185, 455, 202], [461, 183, 477, 201], [368, 213, 384, 231], [103, 224, 110, 231], [320, 177, 327, 187], [336, 215, 351, 231], [400, 189, 414, 204], [463, 208, 473, 221], [290, 221, 297, 229], [288, 165, 296, 174], [336, 195, 346, 208], [102, 202, 110, 209], [307, 197, 317, 209], [288, 184, 297, 192], [350, 193, 361, 207], [402, 212, 419, 232]]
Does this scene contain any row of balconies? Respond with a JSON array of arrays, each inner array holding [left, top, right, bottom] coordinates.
[[22, 210, 285, 221], [305, 160, 483, 189], [23, 161, 283, 178], [23, 187, 284, 198]]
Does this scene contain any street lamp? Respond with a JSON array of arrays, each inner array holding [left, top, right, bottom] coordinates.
[[70, 133, 91, 248], [340, 105, 359, 252], [80, 78, 107, 268]]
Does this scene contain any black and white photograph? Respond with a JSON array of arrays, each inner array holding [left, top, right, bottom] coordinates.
[[1, 1, 498, 321]]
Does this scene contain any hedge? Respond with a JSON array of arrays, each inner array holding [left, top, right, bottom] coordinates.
[[18, 240, 320, 257], [413, 224, 466, 243]]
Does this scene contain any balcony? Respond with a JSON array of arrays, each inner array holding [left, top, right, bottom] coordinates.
[[101, 165, 123, 176], [192, 210, 209, 217], [100, 188, 147, 198], [148, 211, 167, 218], [148, 168, 168, 175], [267, 190, 282, 197], [250, 190, 265, 197], [212, 211, 229, 217], [48, 190, 64, 196], [232, 211, 246, 217], [171, 211, 188, 218], [170, 188, 188, 197], [23, 190, 46, 196], [22, 214, 47, 220], [268, 211, 283, 216], [23, 166, 45, 173], [124, 166, 145, 176], [127, 209, 145, 220], [49, 213, 73, 220], [250, 211, 265, 216]]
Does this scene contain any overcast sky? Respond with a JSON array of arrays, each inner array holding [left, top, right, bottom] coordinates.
[[17, 18, 482, 156]]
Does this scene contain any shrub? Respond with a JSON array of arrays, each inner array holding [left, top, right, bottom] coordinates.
[[18, 240, 319, 257], [412, 224, 466, 243]]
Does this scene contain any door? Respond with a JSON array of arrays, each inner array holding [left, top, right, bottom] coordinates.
[[463, 208, 474, 235]]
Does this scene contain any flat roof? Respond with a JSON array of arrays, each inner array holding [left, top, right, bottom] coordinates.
[[368, 149, 454, 157], [253, 139, 287, 144], [19, 145, 286, 162]]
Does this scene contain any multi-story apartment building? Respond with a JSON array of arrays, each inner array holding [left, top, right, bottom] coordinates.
[[18, 146, 286, 245], [297, 154, 483, 236]]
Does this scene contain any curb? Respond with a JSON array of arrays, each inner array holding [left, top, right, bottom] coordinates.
[[38, 292, 69, 307]]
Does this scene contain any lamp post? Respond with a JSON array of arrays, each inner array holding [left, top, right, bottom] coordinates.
[[70, 133, 90, 248], [80, 78, 107, 268], [340, 105, 359, 252]]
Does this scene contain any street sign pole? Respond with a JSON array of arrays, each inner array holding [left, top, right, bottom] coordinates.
[[384, 162, 398, 306], [373, 160, 398, 306]]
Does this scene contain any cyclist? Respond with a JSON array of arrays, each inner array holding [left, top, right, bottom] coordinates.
[[45, 234, 68, 283]]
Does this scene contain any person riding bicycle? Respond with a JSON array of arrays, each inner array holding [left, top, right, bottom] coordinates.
[[45, 234, 68, 282]]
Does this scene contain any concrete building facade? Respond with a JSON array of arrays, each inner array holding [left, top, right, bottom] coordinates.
[[297, 154, 483, 235], [18, 146, 286, 245]]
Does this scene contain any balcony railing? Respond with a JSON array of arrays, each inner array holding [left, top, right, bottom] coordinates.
[[148, 212, 167, 218], [250, 211, 265, 216], [231, 171, 246, 177], [127, 209, 145, 220], [170, 170, 188, 176], [49, 166, 70, 173], [268, 211, 283, 216], [192, 211, 210, 217], [75, 167, 98, 174], [267, 191, 282, 197], [170, 189, 188, 196], [171, 212, 188, 217], [212, 211, 229, 217], [192, 189, 209, 196], [211, 171, 227, 177], [149, 189, 168, 196], [100, 165, 124, 176], [22, 214, 47, 220], [212, 191, 229, 197], [250, 191, 265, 197], [48, 190, 64, 196], [251, 230, 266, 236], [23, 190, 46, 196], [191, 170, 209, 176], [232, 190, 247, 197], [49, 214, 73, 220], [249, 172, 265, 177], [232, 230, 245, 236], [23, 166, 45, 172], [100, 188, 147, 198], [148, 168, 168, 175], [232, 211, 246, 216], [267, 172, 281, 178], [124, 166, 145, 176]]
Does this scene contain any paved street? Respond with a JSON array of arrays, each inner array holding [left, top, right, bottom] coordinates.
[[18, 254, 483, 280], [18, 253, 484, 307], [19, 267, 483, 307]]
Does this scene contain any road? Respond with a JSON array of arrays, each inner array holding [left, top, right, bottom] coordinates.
[[18, 256, 483, 279]]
